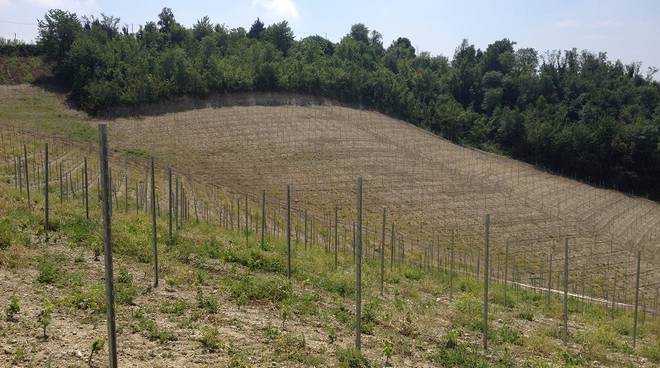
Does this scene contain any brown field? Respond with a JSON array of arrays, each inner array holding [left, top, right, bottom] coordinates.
[[107, 94, 660, 307]]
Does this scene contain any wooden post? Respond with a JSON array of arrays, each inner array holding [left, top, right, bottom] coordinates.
[[168, 168, 172, 241], [43, 143, 49, 241], [84, 157, 89, 219], [334, 206, 338, 270], [563, 238, 569, 344], [483, 214, 490, 351], [504, 241, 509, 307], [98, 124, 118, 368], [547, 253, 553, 305], [245, 193, 249, 246], [380, 207, 386, 296], [124, 173, 128, 213], [632, 250, 641, 348], [150, 158, 158, 288], [59, 162, 64, 204], [287, 185, 292, 280], [18, 156, 23, 193], [304, 209, 308, 250], [23, 144, 30, 207], [135, 181, 140, 215], [175, 177, 179, 230], [654, 287, 658, 319], [390, 223, 395, 271], [236, 197, 240, 232], [261, 190, 266, 246], [14, 156, 18, 190], [450, 230, 455, 302], [355, 176, 363, 351]]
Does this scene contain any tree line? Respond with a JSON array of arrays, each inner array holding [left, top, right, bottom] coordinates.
[[34, 8, 660, 199]]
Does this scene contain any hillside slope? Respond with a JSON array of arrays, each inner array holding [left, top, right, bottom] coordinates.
[[2, 84, 659, 308], [0, 85, 659, 367], [109, 92, 660, 306]]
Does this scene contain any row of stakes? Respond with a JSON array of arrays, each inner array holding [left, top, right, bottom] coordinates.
[[6, 124, 648, 367]]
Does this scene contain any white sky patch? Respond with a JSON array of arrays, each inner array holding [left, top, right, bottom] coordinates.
[[27, 0, 99, 13], [251, 0, 300, 21], [595, 19, 623, 28], [554, 19, 578, 29], [0, 0, 11, 9]]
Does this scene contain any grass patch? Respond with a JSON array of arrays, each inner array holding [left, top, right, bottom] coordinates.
[[336, 346, 370, 367], [428, 330, 488, 368], [226, 274, 291, 305]]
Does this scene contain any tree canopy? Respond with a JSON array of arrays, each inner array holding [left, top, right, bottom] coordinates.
[[35, 8, 660, 199]]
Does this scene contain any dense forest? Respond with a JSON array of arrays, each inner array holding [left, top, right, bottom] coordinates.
[[27, 9, 660, 199]]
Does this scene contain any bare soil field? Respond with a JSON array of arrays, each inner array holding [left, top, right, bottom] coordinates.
[[107, 93, 660, 308]]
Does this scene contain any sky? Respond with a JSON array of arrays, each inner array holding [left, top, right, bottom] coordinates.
[[1, 0, 660, 71]]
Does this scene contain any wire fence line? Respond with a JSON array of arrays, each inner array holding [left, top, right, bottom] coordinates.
[[0, 104, 658, 359]]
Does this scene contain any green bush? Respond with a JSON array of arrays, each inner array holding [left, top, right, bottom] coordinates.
[[429, 331, 488, 368], [227, 275, 291, 305], [453, 294, 482, 331], [5, 296, 20, 321], [36, 256, 61, 284], [495, 325, 522, 345], [199, 326, 223, 352], [337, 347, 370, 368]]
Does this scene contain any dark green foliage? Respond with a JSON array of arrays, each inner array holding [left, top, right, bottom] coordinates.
[[38, 7, 660, 199]]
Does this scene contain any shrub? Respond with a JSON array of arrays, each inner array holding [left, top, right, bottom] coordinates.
[[135, 316, 177, 343], [383, 339, 393, 366], [516, 305, 535, 321], [495, 325, 522, 345], [36, 256, 60, 284], [337, 347, 370, 368], [37, 299, 54, 339], [88, 337, 105, 366], [429, 332, 488, 368], [196, 286, 218, 314], [116, 269, 138, 305], [227, 275, 291, 304], [63, 285, 106, 313], [453, 294, 482, 331], [361, 299, 379, 335], [5, 296, 20, 321], [199, 326, 223, 352]]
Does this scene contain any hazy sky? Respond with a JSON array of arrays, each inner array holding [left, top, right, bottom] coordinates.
[[1, 0, 659, 70]]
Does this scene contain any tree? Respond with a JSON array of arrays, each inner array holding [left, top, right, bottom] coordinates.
[[35, 10, 660, 199], [248, 18, 265, 39], [384, 37, 415, 72], [37, 9, 82, 62], [157, 7, 176, 33], [262, 21, 294, 55], [349, 23, 369, 44], [193, 16, 213, 40]]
